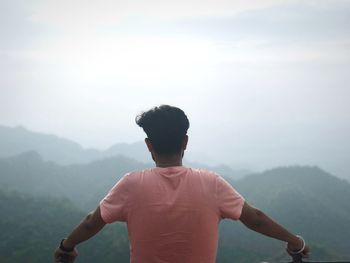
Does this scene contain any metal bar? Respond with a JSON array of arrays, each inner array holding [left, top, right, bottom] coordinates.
[[298, 262, 350, 263], [58, 254, 70, 263], [292, 254, 350, 263], [262, 254, 350, 263]]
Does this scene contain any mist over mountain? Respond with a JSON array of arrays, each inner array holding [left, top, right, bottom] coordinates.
[[0, 125, 250, 178], [221, 166, 350, 259], [0, 189, 130, 263], [0, 151, 146, 210], [2, 0, 350, 261], [1, 151, 349, 262], [1, 124, 348, 180], [0, 151, 247, 210], [1, 124, 350, 262], [0, 125, 146, 164]]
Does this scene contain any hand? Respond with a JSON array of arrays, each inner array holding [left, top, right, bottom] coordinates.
[[53, 247, 78, 263], [287, 236, 310, 257]]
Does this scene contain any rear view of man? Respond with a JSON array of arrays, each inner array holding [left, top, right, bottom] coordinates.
[[54, 105, 309, 263]]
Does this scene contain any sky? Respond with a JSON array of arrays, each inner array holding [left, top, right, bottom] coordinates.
[[1, 0, 350, 177]]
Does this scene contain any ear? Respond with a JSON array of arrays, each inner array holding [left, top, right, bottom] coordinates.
[[145, 138, 153, 152], [182, 135, 188, 150]]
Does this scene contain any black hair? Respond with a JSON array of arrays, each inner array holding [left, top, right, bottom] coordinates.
[[135, 105, 190, 155]]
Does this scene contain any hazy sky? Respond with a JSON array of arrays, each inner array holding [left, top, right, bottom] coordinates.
[[1, 0, 350, 176]]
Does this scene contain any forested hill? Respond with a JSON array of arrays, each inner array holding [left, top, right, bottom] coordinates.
[[0, 190, 129, 263], [220, 166, 350, 261], [0, 151, 147, 210], [0, 125, 247, 178], [0, 125, 150, 164], [0, 151, 245, 210], [0, 152, 350, 262]]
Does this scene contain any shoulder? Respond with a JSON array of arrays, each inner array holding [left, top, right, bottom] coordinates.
[[187, 167, 222, 183], [121, 168, 154, 182], [190, 167, 220, 176], [191, 168, 236, 190]]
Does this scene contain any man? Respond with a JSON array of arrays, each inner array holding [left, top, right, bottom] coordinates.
[[54, 105, 309, 263]]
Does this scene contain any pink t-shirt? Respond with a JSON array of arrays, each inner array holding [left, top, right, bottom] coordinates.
[[99, 166, 245, 263]]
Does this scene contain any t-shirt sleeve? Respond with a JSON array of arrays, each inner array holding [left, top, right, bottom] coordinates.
[[99, 173, 131, 224], [216, 175, 245, 220]]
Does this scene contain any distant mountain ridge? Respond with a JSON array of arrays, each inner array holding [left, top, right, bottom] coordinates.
[[0, 125, 249, 178], [0, 125, 150, 164], [0, 151, 147, 210], [0, 152, 349, 261], [0, 151, 246, 210], [1, 125, 350, 262], [0, 189, 129, 263], [222, 166, 350, 259]]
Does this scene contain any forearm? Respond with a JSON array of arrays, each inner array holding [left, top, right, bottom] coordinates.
[[54, 206, 107, 262], [243, 209, 298, 244], [239, 202, 309, 256], [63, 210, 105, 249]]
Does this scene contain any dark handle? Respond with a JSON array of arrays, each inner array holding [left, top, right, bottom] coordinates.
[[59, 254, 70, 263], [292, 253, 303, 263]]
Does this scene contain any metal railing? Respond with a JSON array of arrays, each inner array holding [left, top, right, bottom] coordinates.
[[59, 253, 350, 263], [59, 254, 69, 263], [265, 254, 350, 263]]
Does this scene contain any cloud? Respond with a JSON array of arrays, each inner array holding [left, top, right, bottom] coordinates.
[[0, 0, 47, 50], [118, 1, 350, 43], [30, 0, 291, 30], [1, 0, 350, 173]]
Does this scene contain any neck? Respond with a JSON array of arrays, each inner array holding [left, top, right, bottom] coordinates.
[[154, 153, 183, 168]]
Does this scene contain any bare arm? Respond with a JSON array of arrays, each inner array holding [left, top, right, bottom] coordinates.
[[63, 206, 106, 248], [239, 201, 309, 256], [54, 206, 106, 262]]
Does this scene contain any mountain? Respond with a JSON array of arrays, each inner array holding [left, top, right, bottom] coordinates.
[[0, 125, 152, 164], [0, 151, 350, 261], [0, 125, 250, 178], [0, 189, 129, 263], [104, 141, 151, 163], [218, 166, 350, 261], [0, 125, 100, 164], [0, 151, 243, 210], [0, 151, 148, 210]]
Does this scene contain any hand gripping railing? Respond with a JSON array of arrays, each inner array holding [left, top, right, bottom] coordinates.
[[59, 254, 69, 263], [264, 254, 350, 263], [293, 253, 350, 263]]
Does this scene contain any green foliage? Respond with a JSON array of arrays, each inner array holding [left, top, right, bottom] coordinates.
[[220, 166, 350, 261], [0, 125, 150, 165], [0, 151, 147, 211], [0, 190, 130, 263], [1, 153, 350, 262]]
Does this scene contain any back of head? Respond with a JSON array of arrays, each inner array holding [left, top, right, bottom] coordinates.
[[135, 105, 190, 155]]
